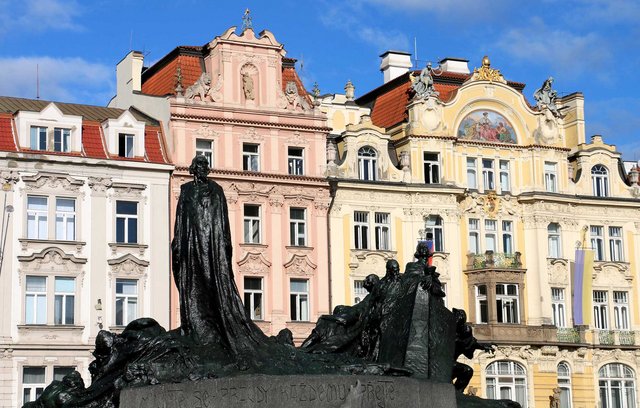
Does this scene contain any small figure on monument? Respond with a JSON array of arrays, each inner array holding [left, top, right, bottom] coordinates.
[[549, 386, 562, 408], [451, 308, 494, 392], [383, 259, 401, 281], [172, 155, 265, 351], [533, 76, 563, 118]]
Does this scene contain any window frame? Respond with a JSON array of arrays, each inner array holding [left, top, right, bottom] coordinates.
[[425, 215, 444, 252], [290, 279, 309, 321], [287, 146, 304, 176], [548, 223, 562, 258], [195, 139, 214, 167], [593, 290, 609, 330], [243, 277, 264, 320], [55, 197, 76, 241], [53, 128, 71, 153], [114, 278, 138, 326], [496, 283, 520, 324], [25, 276, 47, 325], [115, 200, 138, 244], [482, 158, 495, 191], [54, 276, 75, 325], [609, 226, 624, 262], [374, 212, 390, 251], [242, 143, 260, 172], [557, 362, 573, 408], [30, 126, 47, 150], [357, 146, 378, 181], [598, 363, 636, 408], [22, 366, 46, 405], [423, 152, 440, 184], [467, 157, 478, 189], [353, 211, 370, 250], [475, 284, 488, 324], [591, 164, 609, 197], [499, 160, 510, 192], [545, 161, 558, 193], [551, 287, 566, 328], [118, 133, 135, 158], [243, 204, 261, 244], [26, 195, 48, 240], [289, 207, 307, 246], [486, 360, 528, 408]]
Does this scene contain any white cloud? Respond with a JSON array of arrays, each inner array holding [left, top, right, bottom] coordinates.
[[0, 0, 83, 36], [360, 0, 507, 18], [497, 17, 611, 77], [0, 56, 113, 105], [318, 2, 409, 53]]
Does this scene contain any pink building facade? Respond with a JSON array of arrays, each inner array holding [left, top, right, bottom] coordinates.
[[115, 26, 332, 341]]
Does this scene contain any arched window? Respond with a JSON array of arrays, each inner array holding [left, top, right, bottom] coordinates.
[[425, 215, 444, 252], [557, 362, 572, 408], [358, 146, 378, 181], [591, 164, 609, 197], [548, 223, 561, 258], [486, 361, 528, 407], [599, 363, 636, 408]]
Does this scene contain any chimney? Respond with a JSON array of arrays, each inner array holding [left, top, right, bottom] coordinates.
[[116, 51, 144, 97], [439, 57, 470, 74], [380, 51, 412, 84]]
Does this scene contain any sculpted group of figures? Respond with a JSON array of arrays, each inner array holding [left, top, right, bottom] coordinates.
[[25, 156, 517, 408]]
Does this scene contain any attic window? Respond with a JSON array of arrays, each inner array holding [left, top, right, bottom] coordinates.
[[30, 126, 47, 150], [53, 128, 70, 152], [118, 134, 134, 158]]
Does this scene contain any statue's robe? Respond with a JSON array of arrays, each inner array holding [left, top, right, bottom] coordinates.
[[172, 180, 266, 352]]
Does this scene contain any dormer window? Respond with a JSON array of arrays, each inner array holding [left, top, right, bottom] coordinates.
[[118, 133, 134, 158], [591, 164, 609, 197], [53, 128, 70, 152], [358, 146, 378, 181], [30, 126, 47, 150]]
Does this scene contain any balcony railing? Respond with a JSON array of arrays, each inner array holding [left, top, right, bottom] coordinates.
[[556, 327, 581, 343], [598, 330, 614, 345], [619, 331, 636, 345], [467, 251, 523, 269]]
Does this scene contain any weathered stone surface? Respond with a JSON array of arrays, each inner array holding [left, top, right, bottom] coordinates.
[[120, 375, 457, 408]]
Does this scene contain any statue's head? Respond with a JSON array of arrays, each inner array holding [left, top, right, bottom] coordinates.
[[452, 308, 467, 326], [363, 274, 380, 293], [414, 241, 430, 260], [189, 155, 210, 182], [62, 371, 84, 389], [385, 259, 400, 277]]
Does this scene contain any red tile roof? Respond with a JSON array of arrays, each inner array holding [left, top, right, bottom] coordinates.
[[0, 97, 170, 165], [282, 63, 312, 106], [360, 69, 527, 129], [82, 121, 108, 158], [0, 114, 17, 152], [142, 54, 203, 96], [144, 126, 168, 163]]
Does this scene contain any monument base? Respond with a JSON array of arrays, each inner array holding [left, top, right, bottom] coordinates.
[[120, 374, 457, 408]]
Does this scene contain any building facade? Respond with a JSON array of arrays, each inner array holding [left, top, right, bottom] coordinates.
[[0, 97, 172, 407], [110, 25, 332, 341], [324, 53, 640, 408]]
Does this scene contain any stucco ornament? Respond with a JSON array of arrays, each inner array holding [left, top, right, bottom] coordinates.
[[283, 81, 310, 111], [533, 107, 561, 145], [242, 72, 255, 100], [629, 184, 640, 198], [185, 73, 211, 101], [468, 56, 506, 84]]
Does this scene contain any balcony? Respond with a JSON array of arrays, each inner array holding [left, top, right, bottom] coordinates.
[[467, 251, 523, 270], [591, 329, 638, 347]]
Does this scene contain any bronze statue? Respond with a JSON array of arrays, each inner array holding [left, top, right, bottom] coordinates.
[[451, 308, 494, 392]]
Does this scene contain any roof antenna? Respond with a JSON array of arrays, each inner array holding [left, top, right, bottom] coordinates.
[[36, 64, 40, 100]]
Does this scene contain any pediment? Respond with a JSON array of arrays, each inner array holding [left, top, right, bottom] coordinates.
[[18, 247, 87, 265], [284, 254, 317, 276], [238, 251, 272, 275], [22, 172, 84, 192], [107, 253, 149, 267]]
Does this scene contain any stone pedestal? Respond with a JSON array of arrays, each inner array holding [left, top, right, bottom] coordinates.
[[120, 374, 457, 408]]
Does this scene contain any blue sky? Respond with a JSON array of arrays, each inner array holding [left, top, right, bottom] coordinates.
[[1, 0, 638, 159]]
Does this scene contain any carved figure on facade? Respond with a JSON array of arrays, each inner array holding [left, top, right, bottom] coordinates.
[[284, 81, 310, 111], [549, 386, 561, 408], [242, 72, 255, 100], [410, 63, 439, 100], [88, 177, 112, 193], [185, 73, 212, 101], [0, 170, 19, 186], [534, 77, 564, 119]]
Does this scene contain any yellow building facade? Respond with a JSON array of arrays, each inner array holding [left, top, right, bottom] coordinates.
[[322, 55, 640, 408]]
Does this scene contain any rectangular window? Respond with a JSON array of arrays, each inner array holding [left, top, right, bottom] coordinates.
[[551, 288, 566, 327], [290, 279, 309, 321], [609, 226, 623, 262], [27, 196, 48, 240], [502, 221, 513, 254], [54, 277, 75, 325], [25, 276, 47, 324], [354, 211, 369, 249], [195, 139, 213, 166], [353, 280, 367, 304], [482, 159, 495, 190], [548, 223, 561, 258], [243, 277, 263, 320], [22, 367, 46, 404], [115, 279, 137, 326], [423, 152, 440, 184], [475, 284, 488, 323], [115, 201, 138, 244], [485, 219, 497, 252], [55, 198, 75, 241], [288, 147, 304, 176], [468, 218, 480, 254], [289, 208, 306, 246], [590, 226, 605, 261], [593, 290, 608, 329], [545, 162, 558, 193], [53, 128, 70, 152], [30, 126, 47, 150], [425, 215, 444, 252], [242, 143, 260, 171], [374, 212, 390, 250], [496, 283, 519, 323], [243, 204, 261, 244], [467, 158, 477, 189], [613, 291, 629, 330], [118, 133, 134, 158], [499, 160, 510, 192]]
